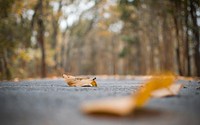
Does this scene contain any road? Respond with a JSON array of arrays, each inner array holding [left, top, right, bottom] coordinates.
[[0, 77, 200, 125]]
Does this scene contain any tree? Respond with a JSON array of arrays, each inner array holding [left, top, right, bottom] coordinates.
[[0, 0, 32, 80], [31, 0, 47, 78]]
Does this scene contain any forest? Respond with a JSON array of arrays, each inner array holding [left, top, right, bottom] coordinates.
[[0, 0, 200, 80]]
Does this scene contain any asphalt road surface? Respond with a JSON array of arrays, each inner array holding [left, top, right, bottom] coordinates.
[[0, 77, 200, 125]]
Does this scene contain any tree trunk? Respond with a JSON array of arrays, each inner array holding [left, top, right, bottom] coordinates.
[[184, 0, 191, 76], [173, 2, 183, 75], [51, 0, 62, 70], [190, 0, 200, 76], [2, 50, 11, 80], [37, 0, 46, 78]]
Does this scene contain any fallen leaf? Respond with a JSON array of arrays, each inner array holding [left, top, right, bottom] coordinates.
[[151, 84, 183, 98], [63, 74, 97, 87], [133, 74, 175, 107], [81, 74, 175, 116], [81, 96, 134, 116]]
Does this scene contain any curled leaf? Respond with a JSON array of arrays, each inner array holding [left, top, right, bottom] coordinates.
[[151, 84, 183, 98], [81, 74, 175, 116], [134, 74, 175, 107], [63, 74, 97, 87]]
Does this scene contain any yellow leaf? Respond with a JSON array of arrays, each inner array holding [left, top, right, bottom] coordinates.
[[134, 74, 175, 107], [63, 74, 97, 87], [81, 74, 175, 116]]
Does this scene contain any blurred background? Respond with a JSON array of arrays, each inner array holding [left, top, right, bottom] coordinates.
[[0, 0, 200, 80]]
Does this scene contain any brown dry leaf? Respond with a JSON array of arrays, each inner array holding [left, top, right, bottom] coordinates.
[[63, 74, 97, 87], [81, 74, 175, 116], [151, 84, 183, 98]]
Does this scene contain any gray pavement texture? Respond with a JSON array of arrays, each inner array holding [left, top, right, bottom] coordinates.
[[0, 77, 200, 125]]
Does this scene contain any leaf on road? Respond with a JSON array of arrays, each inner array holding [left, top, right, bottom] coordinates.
[[151, 84, 183, 98], [81, 96, 134, 116], [63, 74, 97, 87], [81, 74, 175, 116], [134, 74, 175, 107]]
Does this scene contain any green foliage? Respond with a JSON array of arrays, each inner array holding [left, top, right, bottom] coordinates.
[[0, 0, 32, 80], [119, 47, 128, 58], [119, 0, 139, 20], [119, 35, 139, 58], [70, 19, 93, 37], [119, 0, 140, 6], [121, 35, 139, 45], [0, 0, 14, 18]]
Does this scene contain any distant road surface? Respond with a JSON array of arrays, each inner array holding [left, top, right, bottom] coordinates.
[[0, 77, 200, 125]]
